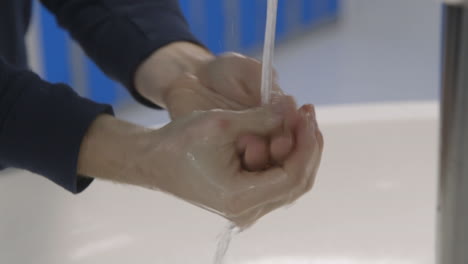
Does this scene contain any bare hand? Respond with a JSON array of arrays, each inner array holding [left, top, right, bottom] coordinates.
[[133, 99, 323, 227]]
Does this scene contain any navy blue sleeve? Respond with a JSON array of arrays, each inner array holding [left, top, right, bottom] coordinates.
[[0, 58, 114, 193], [40, 0, 202, 108]]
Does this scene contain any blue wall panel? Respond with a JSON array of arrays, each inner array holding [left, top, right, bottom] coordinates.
[[276, 0, 288, 41], [86, 59, 117, 104], [204, 0, 225, 54], [301, 0, 317, 25], [178, 0, 191, 21], [239, 0, 258, 50], [40, 7, 70, 84], [326, 0, 340, 16]]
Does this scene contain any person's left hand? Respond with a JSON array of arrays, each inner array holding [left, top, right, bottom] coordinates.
[[164, 53, 282, 119], [135, 43, 280, 118]]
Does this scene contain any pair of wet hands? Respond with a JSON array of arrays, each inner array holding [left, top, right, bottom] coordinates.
[[134, 51, 323, 228]]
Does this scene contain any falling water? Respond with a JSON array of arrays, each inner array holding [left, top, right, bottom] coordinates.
[[213, 223, 236, 264], [214, 1, 279, 263]]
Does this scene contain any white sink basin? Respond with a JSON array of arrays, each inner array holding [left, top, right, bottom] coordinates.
[[0, 102, 438, 264]]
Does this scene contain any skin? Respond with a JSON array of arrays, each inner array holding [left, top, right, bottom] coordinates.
[[134, 42, 294, 170], [77, 42, 324, 227]]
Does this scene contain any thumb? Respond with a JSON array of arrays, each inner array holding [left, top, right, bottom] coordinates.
[[226, 96, 296, 137]]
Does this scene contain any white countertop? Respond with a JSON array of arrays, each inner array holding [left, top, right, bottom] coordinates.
[[0, 101, 439, 264]]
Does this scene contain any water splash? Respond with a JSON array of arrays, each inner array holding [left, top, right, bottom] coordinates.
[[214, 223, 237, 264]]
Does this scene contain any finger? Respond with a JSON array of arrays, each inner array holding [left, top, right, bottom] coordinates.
[[305, 142, 323, 192], [270, 134, 293, 164], [271, 94, 299, 129], [316, 124, 325, 153], [283, 105, 322, 188], [236, 134, 251, 153], [197, 54, 261, 105], [197, 53, 284, 106], [303, 109, 324, 191], [269, 95, 299, 164], [230, 95, 297, 169], [305, 127, 324, 191], [224, 96, 296, 137], [165, 74, 208, 119], [240, 135, 270, 171], [233, 59, 283, 106]]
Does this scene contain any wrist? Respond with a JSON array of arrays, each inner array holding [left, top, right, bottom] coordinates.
[[134, 42, 215, 108], [77, 115, 152, 185]]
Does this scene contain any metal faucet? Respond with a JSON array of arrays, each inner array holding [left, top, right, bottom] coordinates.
[[438, 0, 468, 263]]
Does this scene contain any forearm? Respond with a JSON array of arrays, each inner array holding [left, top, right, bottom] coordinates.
[[41, 0, 203, 108], [134, 42, 214, 108]]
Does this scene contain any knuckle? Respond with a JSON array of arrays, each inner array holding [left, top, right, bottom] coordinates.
[[217, 52, 245, 67], [223, 52, 244, 59], [205, 113, 232, 133], [228, 53, 261, 68]]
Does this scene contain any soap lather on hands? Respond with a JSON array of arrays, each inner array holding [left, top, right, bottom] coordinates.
[[80, 43, 324, 228]]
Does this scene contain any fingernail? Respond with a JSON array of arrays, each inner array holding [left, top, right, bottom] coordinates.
[[271, 90, 284, 99], [271, 96, 287, 116], [300, 107, 313, 129], [309, 105, 316, 118], [302, 105, 316, 126]]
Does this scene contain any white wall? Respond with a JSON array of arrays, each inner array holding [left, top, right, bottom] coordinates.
[[274, 0, 441, 106]]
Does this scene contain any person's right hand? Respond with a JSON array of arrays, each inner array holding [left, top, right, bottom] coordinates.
[[135, 100, 322, 228], [78, 97, 323, 228]]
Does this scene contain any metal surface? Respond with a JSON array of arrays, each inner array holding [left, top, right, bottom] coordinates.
[[438, 1, 468, 263]]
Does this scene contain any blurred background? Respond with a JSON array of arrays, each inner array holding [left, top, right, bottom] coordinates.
[[26, 0, 441, 126]]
